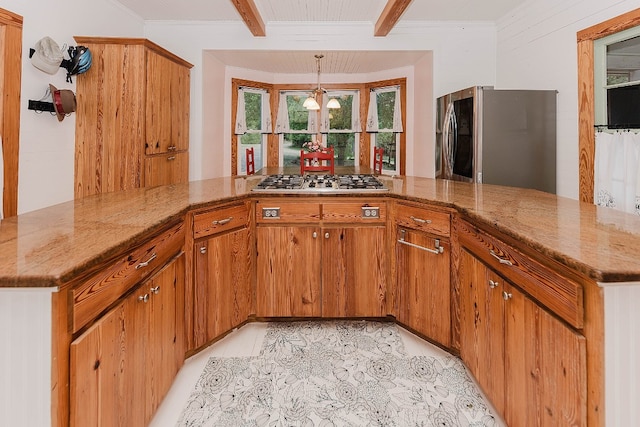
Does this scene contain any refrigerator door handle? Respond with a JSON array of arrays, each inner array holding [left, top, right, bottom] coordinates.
[[442, 102, 456, 179]]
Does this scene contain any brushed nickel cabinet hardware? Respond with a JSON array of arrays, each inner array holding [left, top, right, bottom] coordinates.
[[410, 215, 432, 224], [490, 250, 513, 265], [397, 229, 444, 255], [135, 253, 157, 269], [212, 217, 233, 225], [138, 293, 149, 303], [150, 286, 160, 295]]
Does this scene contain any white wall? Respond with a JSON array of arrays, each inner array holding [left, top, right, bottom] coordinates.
[[145, 21, 496, 182], [496, 0, 640, 199], [2, 0, 143, 214]]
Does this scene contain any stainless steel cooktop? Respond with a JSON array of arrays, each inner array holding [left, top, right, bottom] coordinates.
[[252, 174, 388, 193]]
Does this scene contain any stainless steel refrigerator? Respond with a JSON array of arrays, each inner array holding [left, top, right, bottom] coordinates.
[[435, 86, 557, 193]]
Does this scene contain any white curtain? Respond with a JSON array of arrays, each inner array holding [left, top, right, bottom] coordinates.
[[320, 96, 329, 133], [594, 131, 640, 215], [261, 92, 272, 133], [392, 86, 403, 132], [307, 109, 318, 134], [366, 90, 378, 132], [352, 91, 362, 133], [275, 92, 290, 133], [234, 88, 246, 135]]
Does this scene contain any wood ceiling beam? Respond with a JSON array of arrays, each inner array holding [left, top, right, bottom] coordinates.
[[231, 0, 266, 37], [374, 0, 412, 36]]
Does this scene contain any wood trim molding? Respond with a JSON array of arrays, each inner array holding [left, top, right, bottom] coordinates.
[[0, 7, 23, 217], [577, 8, 640, 203], [230, 0, 266, 37], [374, 0, 413, 37]]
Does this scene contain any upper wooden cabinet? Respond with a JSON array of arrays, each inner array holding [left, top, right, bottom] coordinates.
[[74, 37, 193, 198]]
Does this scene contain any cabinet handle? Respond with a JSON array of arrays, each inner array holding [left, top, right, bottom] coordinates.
[[167, 156, 176, 161], [138, 293, 149, 303], [410, 216, 432, 224], [312, 232, 318, 238], [212, 217, 233, 226], [167, 145, 177, 151], [200, 246, 207, 254], [503, 291, 513, 301], [150, 286, 160, 295], [397, 229, 444, 255], [489, 279, 499, 289], [325, 232, 330, 239], [135, 253, 157, 269], [489, 250, 513, 266]]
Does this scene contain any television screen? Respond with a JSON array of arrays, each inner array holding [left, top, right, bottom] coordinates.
[[607, 84, 640, 128]]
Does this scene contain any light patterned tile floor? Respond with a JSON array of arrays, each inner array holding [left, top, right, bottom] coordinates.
[[150, 322, 505, 426]]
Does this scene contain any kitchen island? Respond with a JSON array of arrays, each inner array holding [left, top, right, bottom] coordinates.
[[1, 172, 638, 426]]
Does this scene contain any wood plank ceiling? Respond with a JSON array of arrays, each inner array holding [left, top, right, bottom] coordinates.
[[231, 0, 412, 37]]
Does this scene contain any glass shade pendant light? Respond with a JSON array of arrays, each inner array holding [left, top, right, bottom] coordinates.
[[304, 54, 340, 110]]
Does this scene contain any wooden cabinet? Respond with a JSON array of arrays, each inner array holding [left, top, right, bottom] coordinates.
[[395, 203, 451, 347], [190, 203, 252, 350], [70, 252, 185, 427], [255, 199, 387, 318], [456, 218, 587, 426], [74, 37, 192, 198]]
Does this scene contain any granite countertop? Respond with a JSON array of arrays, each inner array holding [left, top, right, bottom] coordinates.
[[1, 173, 640, 288]]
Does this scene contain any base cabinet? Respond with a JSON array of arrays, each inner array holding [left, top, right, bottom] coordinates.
[[193, 227, 251, 347], [255, 199, 387, 318], [396, 227, 451, 346], [70, 253, 185, 427], [459, 248, 587, 426]]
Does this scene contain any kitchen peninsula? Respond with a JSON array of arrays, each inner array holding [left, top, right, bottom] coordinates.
[[1, 172, 639, 427]]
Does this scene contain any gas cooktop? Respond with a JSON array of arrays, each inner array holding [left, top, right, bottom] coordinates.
[[252, 174, 388, 193]]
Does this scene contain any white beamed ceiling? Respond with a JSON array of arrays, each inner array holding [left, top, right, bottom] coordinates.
[[117, 0, 526, 73]]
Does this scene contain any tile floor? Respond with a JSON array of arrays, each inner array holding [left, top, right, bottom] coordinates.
[[149, 322, 505, 426]]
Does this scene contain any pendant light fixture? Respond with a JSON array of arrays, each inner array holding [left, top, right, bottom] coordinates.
[[304, 54, 340, 110]]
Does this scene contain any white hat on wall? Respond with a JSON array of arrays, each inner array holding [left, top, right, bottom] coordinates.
[[31, 37, 64, 75]]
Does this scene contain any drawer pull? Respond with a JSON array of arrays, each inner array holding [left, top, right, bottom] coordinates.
[[212, 217, 233, 226], [150, 286, 160, 295], [489, 279, 499, 289], [325, 232, 330, 239], [138, 293, 149, 303], [200, 246, 207, 254], [503, 291, 513, 301], [167, 156, 176, 161], [167, 145, 177, 151], [312, 232, 318, 239], [490, 250, 513, 266], [135, 253, 157, 269], [410, 216, 432, 224], [398, 229, 444, 255]]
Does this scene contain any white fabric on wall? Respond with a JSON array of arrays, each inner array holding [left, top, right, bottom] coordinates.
[[275, 92, 290, 134], [352, 91, 362, 133], [366, 90, 378, 132], [320, 96, 329, 133], [307, 108, 318, 134], [594, 131, 640, 215], [262, 92, 272, 134], [234, 88, 246, 135], [392, 86, 403, 133]]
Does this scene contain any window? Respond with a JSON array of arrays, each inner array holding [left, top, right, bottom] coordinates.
[[323, 91, 360, 166], [276, 91, 317, 167], [594, 28, 640, 129], [235, 87, 271, 174], [367, 86, 403, 175]]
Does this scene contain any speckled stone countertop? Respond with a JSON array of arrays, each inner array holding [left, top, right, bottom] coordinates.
[[1, 173, 640, 288]]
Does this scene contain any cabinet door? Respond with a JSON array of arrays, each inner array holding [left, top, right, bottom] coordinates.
[[146, 253, 185, 420], [459, 249, 506, 416], [194, 228, 251, 348], [322, 226, 387, 317], [396, 227, 450, 346], [144, 151, 188, 187], [70, 302, 129, 427], [146, 52, 190, 155], [256, 226, 321, 317], [504, 282, 586, 427]]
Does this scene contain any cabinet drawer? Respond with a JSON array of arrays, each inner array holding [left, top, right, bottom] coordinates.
[[71, 221, 185, 333], [322, 201, 386, 223], [455, 219, 584, 329], [396, 203, 450, 237], [255, 200, 321, 223], [193, 203, 249, 239]]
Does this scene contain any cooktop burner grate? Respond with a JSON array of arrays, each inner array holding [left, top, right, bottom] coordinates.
[[252, 174, 387, 192]]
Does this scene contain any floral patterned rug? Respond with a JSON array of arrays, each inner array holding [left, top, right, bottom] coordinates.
[[177, 321, 498, 426]]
